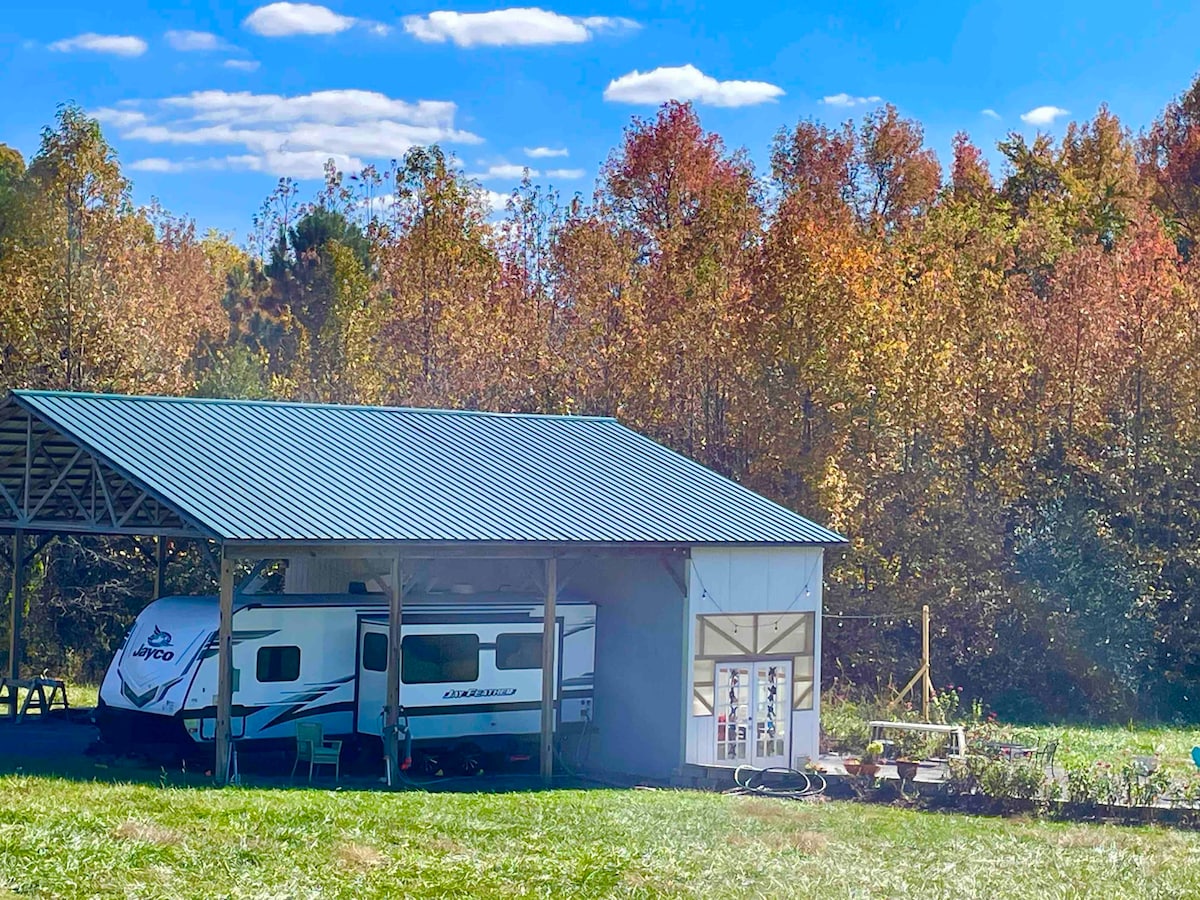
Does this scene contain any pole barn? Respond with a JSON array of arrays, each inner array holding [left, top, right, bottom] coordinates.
[[0, 391, 845, 784]]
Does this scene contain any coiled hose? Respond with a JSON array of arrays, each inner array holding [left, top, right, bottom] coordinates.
[[724, 764, 827, 800]]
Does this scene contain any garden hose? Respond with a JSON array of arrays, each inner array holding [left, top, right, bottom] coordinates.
[[724, 764, 828, 800]]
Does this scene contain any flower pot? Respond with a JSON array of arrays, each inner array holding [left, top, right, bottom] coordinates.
[[858, 762, 881, 778], [896, 760, 919, 780], [843, 760, 862, 775], [1133, 755, 1158, 776]]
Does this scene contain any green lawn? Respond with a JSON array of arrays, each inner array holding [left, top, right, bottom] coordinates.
[[64, 683, 99, 711], [1017, 724, 1200, 776], [0, 682, 97, 717], [4, 775, 1200, 899]]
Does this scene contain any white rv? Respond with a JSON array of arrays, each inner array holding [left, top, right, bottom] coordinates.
[[97, 592, 596, 767]]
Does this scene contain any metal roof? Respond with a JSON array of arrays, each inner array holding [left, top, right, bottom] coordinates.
[[2, 390, 846, 547]]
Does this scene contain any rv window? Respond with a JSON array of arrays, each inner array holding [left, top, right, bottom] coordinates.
[[362, 632, 387, 672], [257, 645, 300, 683], [495, 633, 542, 670], [402, 634, 479, 684]]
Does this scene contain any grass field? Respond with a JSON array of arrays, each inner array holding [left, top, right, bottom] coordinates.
[[823, 693, 1200, 777], [1018, 724, 1199, 776], [4, 775, 1200, 899], [1, 682, 97, 717], [64, 683, 99, 711]]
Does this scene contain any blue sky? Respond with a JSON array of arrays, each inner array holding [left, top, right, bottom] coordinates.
[[3, 0, 1200, 236]]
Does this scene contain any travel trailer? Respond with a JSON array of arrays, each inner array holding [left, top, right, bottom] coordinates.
[[96, 591, 596, 767]]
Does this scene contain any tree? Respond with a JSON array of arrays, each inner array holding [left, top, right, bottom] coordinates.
[[1143, 72, 1200, 256], [853, 105, 941, 227], [370, 146, 500, 407], [1061, 106, 1144, 247], [1, 106, 223, 395], [597, 101, 761, 474]]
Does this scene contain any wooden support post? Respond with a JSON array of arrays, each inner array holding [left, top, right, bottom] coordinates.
[[9, 531, 23, 681], [887, 605, 935, 720], [214, 552, 235, 785], [385, 552, 404, 784], [540, 557, 557, 783], [677, 555, 691, 771], [154, 535, 167, 600], [921, 604, 932, 723]]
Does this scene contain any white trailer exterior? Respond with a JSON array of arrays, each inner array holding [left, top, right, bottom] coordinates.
[[97, 592, 595, 759]]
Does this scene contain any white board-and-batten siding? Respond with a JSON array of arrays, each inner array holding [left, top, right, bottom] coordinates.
[[685, 546, 824, 768]]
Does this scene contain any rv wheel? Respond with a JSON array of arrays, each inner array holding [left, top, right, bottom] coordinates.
[[454, 745, 484, 776], [416, 753, 443, 777]]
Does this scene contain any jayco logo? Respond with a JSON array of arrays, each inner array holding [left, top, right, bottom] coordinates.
[[132, 626, 175, 661]]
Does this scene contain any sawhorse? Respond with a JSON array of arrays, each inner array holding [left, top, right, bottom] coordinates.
[[0, 676, 70, 722]]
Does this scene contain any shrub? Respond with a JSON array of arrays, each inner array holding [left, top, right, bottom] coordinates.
[[947, 756, 1048, 810], [820, 697, 872, 754]]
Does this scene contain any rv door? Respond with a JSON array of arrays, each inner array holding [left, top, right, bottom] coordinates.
[[355, 615, 558, 738], [356, 620, 391, 736]]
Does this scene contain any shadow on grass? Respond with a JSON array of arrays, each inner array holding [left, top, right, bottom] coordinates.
[[0, 717, 625, 795]]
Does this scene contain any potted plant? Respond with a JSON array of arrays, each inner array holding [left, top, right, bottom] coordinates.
[[1132, 754, 1158, 777], [896, 757, 920, 781], [859, 741, 884, 778]]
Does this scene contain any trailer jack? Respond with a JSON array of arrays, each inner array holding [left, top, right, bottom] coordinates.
[[383, 708, 413, 787]]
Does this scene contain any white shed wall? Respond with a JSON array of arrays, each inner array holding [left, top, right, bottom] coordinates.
[[686, 546, 824, 768]]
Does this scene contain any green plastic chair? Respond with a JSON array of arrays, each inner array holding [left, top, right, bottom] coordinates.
[[291, 722, 343, 782]]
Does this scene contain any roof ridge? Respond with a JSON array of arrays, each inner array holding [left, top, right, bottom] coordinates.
[[10, 390, 619, 423]]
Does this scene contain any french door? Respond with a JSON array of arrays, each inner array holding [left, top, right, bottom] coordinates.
[[714, 661, 792, 768]]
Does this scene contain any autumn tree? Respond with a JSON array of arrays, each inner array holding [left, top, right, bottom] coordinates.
[[1143, 72, 1200, 256], [596, 101, 761, 475], [370, 146, 501, 407]]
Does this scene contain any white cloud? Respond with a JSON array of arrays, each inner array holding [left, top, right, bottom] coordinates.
[[165, 30, 223, 51], [1020, 105, 1069, 126], [243, 2, 355, 36], [131, 152, 363, 178], [981, 108, 1001, 120], [92, 107, 149, 128], [471, 162, 536, 180], [49, 33, 148, 56], [129, 157, 187, 173], [404, 7, 637, 47], [524, 146, 568, 158], [161, 89, 459, 127], [107, 88, 481, 179], [820, 92, 882, 108], [223, 59, 261, 71], [604, 64, 783, 107], [231, 149, 364, 177], [546, 168, 584, 179], [357, 191, 397, 209], [481, 189, 511, 212]]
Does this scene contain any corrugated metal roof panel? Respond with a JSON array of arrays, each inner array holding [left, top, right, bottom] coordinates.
[[9, 390, 847, 546]]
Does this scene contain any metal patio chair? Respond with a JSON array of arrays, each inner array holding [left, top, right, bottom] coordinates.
[[291, 722, 342, 782], [1035, 738, 1060, 777]]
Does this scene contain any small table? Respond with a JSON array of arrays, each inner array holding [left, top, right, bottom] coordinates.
[[982, 741, 1036, 760], [868, 720, 968, 759]]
